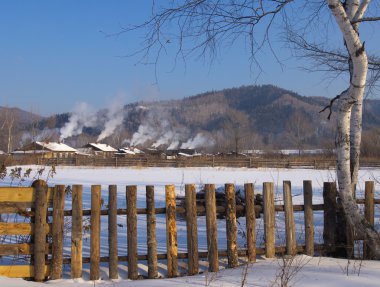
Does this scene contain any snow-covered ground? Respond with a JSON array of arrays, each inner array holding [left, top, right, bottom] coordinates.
[[2, 255, 380, 286], [1, 166, 379, 286]]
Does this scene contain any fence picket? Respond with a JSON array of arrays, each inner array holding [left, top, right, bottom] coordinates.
[[185, 184, 199, 275], [90, 185, 101, 280], [146, 185, 158, 279], [323, 182, 336, 257], [51, 185, 65, 279], [303, 180, 314, 256], [263, 182, 275, 258], [225, 184, 238, 268], [364, 181, 375, 259], [244, 183, 256, 262], [283, 181, 296, 255], [205, 184, 219, 272], [32, 180, 48, 282], [127, 185, 138, 280], [166, 185, 178, 278], [71, 185, 83, 279], [108, 185, 118, 279]]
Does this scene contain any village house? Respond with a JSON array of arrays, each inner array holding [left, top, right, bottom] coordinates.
[[12, 141, 78, 159], [115, 146, 144, 157], [79, 143, 117, 158]]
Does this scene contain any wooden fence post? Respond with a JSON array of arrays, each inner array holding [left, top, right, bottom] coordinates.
[[205, 184, 219, 272], [32, 180, 48, 282], [283, 181, 296, 256], [323, 182, 336, 257], [108, 185, 118, 279], [90, 185, 101, 280], [71, 185, 83, 279], [185, 184, 199, 275], [166, 185, 178, 278], [364, 181, 375, 259], [244, 183, 256, 262], [51, 185, 65, 279], [146, 185, 158, 279], [263, 182, 275, 258], [225, 184, 238, 268], [336, 187, 354, 258], [303, 180, 314, 256], [126, 185, 138, 280]]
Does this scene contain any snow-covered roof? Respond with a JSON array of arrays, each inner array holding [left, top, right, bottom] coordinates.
[[118, 147, 144, 155], [36, 141, 77, 152], [86, 143, 117, 152], [119, 149, 136, 155], [178, 152, 193, 157]]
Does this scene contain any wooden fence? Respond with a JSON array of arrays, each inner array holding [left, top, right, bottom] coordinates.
[[4, 154, 380, 169], [0, 180, 378, 281]]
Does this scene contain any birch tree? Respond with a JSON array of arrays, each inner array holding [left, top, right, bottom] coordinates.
[[123, 0, 380, 256]]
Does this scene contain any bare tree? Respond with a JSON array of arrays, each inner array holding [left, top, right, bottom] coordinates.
[[122, 0, 380, 256], [1, 108, 15, 153], [285, 111, 314, 154], [223, 111, 251, 155]]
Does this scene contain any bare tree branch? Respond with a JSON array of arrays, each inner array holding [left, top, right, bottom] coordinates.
[[351, 16, 380, 23]]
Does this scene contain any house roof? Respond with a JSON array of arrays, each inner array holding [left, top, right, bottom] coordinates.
[[118, 147, 144, 155], [35, 141, 77, 152], [15, 141, 77, 153], [84, 143, 117, 152]]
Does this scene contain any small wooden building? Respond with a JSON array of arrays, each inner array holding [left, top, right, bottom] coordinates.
[[80, 143, 117, 158], [12, 141, 78, 159]]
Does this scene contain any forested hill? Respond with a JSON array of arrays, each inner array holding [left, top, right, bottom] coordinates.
[[2, 85, 380, 153]]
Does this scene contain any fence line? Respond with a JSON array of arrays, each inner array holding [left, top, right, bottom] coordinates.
[[0, 180, 378, 280], [3, 154, 380, 169]]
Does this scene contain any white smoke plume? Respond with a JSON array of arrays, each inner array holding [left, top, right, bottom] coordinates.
[[97, 100, 125, 142], [60, 102, 97, 141], [129, 108, 214, 150], [130, 109, 185, 149], [181, 133, 215, 149]]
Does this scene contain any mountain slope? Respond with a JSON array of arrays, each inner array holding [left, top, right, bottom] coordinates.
[[4, 84, 380, 152]]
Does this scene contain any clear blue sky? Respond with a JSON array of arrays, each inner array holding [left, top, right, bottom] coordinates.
[[0, 1, 379, 116]]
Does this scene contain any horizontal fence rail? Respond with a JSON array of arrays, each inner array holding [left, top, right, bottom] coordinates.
[[0, 180, 378, 281], [2, 154, 380, 169]]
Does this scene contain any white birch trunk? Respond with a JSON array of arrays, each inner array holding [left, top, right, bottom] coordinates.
[[346, 0, 362, 188], [350, 101, 362, 187], [328, 0, 380, 258]]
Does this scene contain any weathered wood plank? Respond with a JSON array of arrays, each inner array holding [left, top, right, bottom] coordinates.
[[0, 223, 51, 235], [127, 185, 138, 280], [205, 184, 219, 272], [71, 185, 83, 279], [303, 180, 314, 256], [166, 185, 178, 278], [225, 183, 238, 268], [146, 185, 158, 279], [51, 185, 65, 280], [244, 183, 256, 262], [33, 179, 48, 282], [263, 182, 275, 258], [0, 243, 49, 255], [108, 185, 118, 279], [0, 265, 50, 278], [323, 182, 336, 257], [0, 187, 53, 203], [185, 184, 199, 275], [0, 202, 34, 214], [90, 185, 101, 280], [283, 181, 296, 256]]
